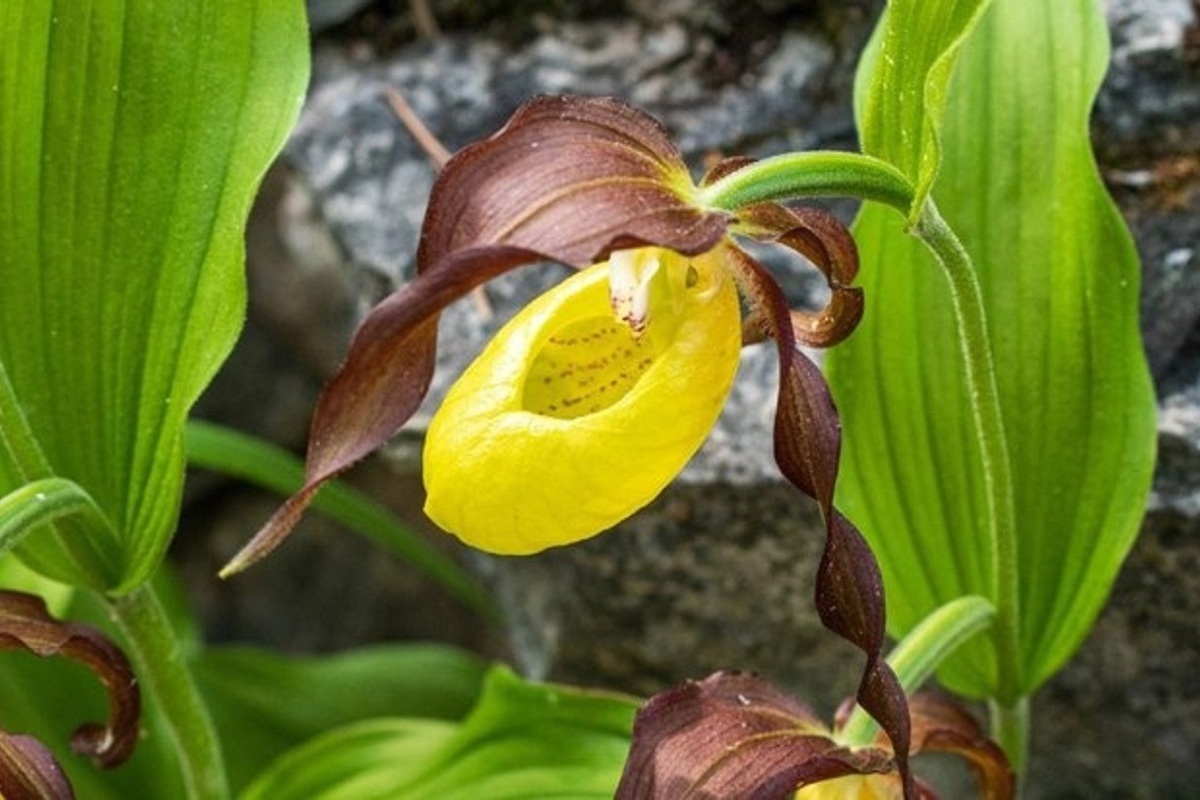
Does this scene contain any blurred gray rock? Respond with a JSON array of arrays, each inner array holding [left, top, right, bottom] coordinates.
[[1102, 0, 1200, 383], [194, 0, 1200, 796], [285, 19, 849, 288], [307, 0, 375, 32], [1099, 0, 1200, 154]]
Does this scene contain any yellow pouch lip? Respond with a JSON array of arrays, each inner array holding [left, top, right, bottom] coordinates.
[[423, 248, 742, 554]]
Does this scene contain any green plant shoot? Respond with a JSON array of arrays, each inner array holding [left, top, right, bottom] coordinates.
[[828, 0, 1158, 768]]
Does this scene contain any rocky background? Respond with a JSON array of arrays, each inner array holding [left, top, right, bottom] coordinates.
[[178, 1, 1200, 797]]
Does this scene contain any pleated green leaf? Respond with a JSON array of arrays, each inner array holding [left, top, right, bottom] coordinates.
[[0, 0, 309, 591], [828, 0, 1157, 698], [240, 666, 638, 800], [193, 644, 488, 793]]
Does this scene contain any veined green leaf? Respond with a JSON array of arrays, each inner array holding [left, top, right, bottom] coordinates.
[[0, 0, 309, 591], [829, 0, 1157, 698], [0, 352, 119, 585], [241, 665, 639, 800], [240, 719, 460, 800], [0, 478, 109, 559], [193, 644, 488, 793], [856, 0, 994, 216]]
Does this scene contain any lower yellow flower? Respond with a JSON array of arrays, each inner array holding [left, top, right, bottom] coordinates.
[[795, 774, 903, 800], [423, 246, 741, 554]]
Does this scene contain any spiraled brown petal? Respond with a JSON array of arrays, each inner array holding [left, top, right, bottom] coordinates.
[[0, 591, 139, 768], [728, 251, 913, 797], [727, 248, 840, 510], [734, 202, 863, 348], [819, 511, 913, 793], [906, 693, 1014, 800], [0, 732, 74, 800], [616, 671, 892, 800]]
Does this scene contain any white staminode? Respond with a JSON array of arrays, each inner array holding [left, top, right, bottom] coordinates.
[[608, 248, 661, 338]]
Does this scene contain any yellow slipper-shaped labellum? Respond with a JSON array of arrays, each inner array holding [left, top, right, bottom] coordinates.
[[793, 775, 904, 800], [423, 246, 742, 554]]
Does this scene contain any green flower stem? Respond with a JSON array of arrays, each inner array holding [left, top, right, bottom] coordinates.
[[108, 584, 229, 800], [913, 198, 1025, 769], [696, 151, 915, 212], [839, 595, 995, 748]]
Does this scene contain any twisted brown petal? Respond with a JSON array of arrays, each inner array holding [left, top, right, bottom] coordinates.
[[735, 202, 864, 348], [728, 248, 840, 510], [729, 249, 913, 797], [905, 693, 1014, 800], [0, 591, 139, 769], [616, 671, 892, 800]]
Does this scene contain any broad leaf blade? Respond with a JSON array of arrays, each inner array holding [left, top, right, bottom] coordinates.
[[829, 0, 1157, 696], [241, 666, 638, 799], [0, 0, 309, 590], [193, 644, 488, 792], [240, 719, 460, 800]]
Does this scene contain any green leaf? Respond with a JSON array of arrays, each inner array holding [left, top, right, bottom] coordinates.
[[193, 644, 488, 793], [241, 665, 639, 799], [0, 0, 309, 591], [855, 0, 994, 216], [0, 478, 109, 559], [0, 351, 120, 586], [186, 420, 496, 620], [828, 0, 1157, 698], [240, 719, 460, 800]]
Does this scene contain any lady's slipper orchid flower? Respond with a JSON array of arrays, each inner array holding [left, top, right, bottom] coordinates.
[[229, 94, 863, 567], [230, 94, 915, 794], [616, 671, 1013, 799]]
